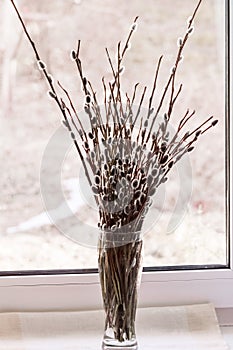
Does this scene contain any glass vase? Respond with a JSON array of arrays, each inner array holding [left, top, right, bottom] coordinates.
[[98, 230, 143, 350]]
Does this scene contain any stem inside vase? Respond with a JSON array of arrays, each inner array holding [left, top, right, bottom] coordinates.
[[98, 230, 143, 349]]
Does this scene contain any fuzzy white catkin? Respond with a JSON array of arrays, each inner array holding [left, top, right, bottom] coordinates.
[[119, 66, 125, 74], [70, 50, 76, 61], [126, 42, 131, 51], [37, 60, 46, 70], [179, 55, 184, 62], [187, 26, 194, 35], [47, 74, 54, 84], [186, 16, 194, 26], [170, 66, 176, 74], [47, 90, 56, 99], [177, 37, 183, 47], [131, 23, 138, 31]]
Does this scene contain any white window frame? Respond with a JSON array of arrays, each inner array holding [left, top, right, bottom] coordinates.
[[0, 0, 232, 325]]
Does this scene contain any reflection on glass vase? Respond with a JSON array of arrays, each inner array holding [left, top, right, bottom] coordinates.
[[98, 230, 143, 350]]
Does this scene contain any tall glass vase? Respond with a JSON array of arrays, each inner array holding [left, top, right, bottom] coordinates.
[[98, 230, 143, 350]]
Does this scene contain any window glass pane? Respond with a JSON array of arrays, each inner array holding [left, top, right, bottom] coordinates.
[[0, 0, 228, 271]]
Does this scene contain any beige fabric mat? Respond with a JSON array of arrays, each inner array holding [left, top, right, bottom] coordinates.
[[0, 303, 228, 349]]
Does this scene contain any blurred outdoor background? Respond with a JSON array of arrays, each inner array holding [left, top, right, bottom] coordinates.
[[0, 0, 227, 270]]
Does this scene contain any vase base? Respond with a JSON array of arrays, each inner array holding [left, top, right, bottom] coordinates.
[[102, 339, 138, 350], [102, 345, 138, 350]]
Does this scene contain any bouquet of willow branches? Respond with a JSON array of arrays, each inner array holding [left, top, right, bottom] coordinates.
[[11, 0, 217, 345]]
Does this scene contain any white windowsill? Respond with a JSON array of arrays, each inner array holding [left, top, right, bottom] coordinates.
[[0, 304, 231, 349], [222, 327, 233, 350], [1, 269, 233, 314]]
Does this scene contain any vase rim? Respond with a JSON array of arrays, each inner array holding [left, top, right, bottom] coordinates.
[[98, 230, 142, 248]]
